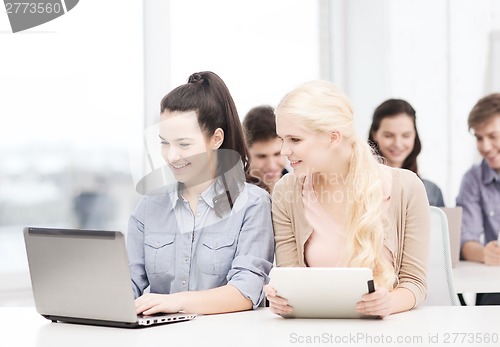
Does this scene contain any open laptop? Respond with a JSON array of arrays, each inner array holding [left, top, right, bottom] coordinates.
[[23, 227, 196, 328], [440, 207, 463, 267], [268, 267, 375, 319]]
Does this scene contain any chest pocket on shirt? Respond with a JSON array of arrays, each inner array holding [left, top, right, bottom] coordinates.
[[199, 234, 236, 276], [144, 233, 176, 274]]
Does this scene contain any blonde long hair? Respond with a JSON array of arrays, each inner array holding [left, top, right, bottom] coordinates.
[[276, 80, 397, 290]]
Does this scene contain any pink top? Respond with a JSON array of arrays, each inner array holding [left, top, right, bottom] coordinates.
[[303, 167, 392, 267]]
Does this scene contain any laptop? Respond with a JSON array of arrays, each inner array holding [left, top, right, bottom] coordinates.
[[23, 227, 196, 328], [440, 207, 463, 267], [268, 267, 375, 319]]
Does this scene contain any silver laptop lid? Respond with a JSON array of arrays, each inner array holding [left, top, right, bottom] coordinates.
[[24, 227, 138, 323]]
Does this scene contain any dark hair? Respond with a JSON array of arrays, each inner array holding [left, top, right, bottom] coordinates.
[[468, 93, 500, 131], [368, 99, 422, 175], [160, 71, 263, 206], [242, 105, 278, 147]]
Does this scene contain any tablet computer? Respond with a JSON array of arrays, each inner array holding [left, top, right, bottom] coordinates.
[[268, 267, 375, 319]]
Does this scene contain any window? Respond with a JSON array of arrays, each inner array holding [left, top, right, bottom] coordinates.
[[0, 0, 143, 305]]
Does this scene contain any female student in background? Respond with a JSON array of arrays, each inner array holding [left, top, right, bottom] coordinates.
[[264, 81, 430, 318], [368, 99, 445, 207], [128, 71, 274, 315]]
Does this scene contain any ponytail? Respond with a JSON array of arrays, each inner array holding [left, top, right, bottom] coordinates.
[[343, 139, 396, 290]]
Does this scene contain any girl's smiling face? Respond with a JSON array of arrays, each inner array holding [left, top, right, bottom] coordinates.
[[276, 113, 334, 177], [159, 110, 217, 187], [371, 113, 416, 168]]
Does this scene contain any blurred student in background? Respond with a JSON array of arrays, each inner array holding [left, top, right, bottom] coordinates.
[[242, 105, 288, 192], [457, 93, 500, 305], [368, 99, 445, 207]]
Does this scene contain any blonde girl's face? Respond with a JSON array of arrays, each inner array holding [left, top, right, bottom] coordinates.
[[276, 114, 333, 177], [372, 113, 416, 168], [159, 111, 216, 186]]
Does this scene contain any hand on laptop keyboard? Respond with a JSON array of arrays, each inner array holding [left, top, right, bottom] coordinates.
[[135, 293, 182, 316]]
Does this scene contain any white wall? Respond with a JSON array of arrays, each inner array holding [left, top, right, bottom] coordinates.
[[334, 0, 500, 206], [165, 0, 321, 119]]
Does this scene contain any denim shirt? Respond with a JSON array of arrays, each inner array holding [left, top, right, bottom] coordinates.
[[456, 160, 500, 248], [127, 181, 274, 308]]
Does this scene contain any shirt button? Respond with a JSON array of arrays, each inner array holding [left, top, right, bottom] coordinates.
[[182, 280, 186, 286], [196, 213, 201, 217], [489, 210, 495, 217], [185, 256, 189, 262]]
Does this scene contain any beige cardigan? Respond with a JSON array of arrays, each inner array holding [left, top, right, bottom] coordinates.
[[271, 167, 430, 307]]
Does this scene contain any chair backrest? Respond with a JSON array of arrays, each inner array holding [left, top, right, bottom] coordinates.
[[423, 207, 460, 306], [440, 207, 463, 267]]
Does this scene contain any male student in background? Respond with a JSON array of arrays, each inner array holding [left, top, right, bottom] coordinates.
[[242, 105, 288, 192], [457, 93, 500, 305]]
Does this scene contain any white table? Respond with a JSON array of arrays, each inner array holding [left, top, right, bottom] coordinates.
[[1, 306, 500, 347], [453, 260, 500, 293]]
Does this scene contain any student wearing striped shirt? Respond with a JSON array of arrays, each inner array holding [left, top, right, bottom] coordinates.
[[456, 93, 500, 305]]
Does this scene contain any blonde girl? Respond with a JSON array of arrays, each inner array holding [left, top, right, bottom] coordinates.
[[264, 81, 430, 318]]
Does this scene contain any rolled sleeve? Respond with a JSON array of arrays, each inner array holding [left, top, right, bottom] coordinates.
[[226, 193, 274, 309]]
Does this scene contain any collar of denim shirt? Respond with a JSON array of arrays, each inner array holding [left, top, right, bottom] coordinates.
[[168, 178, 229, 209]]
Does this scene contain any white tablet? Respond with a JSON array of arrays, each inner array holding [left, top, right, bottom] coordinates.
[[268, 267, 375, 319]]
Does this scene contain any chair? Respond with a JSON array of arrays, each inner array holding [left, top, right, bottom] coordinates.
[[422, 206, 460, 306], [439, 207, 463, 267]]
